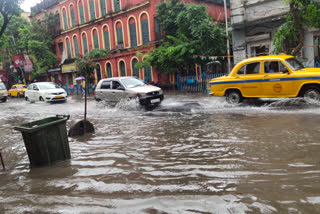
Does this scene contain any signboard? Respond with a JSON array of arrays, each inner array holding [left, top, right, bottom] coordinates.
[[0, 71, 8, 82], [13, 54, 25, 67], [233, 47, 246, 65], [23, 55, 34, 72], [62, 63, 76, 73]]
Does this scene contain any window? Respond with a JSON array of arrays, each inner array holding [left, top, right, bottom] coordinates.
[[106, 63, 112, 77], [79, 0, 85, 24], [129, 18, 137, 47], [63, 9, 68, 30], [141, 14, 149, 45], [144, 66, 151, 82], [66, 38, 72, 58], [70, 5, 76, 27], [73, 36, 79, 57], [101, 80, 111, 89], [264, 61, 281, 73], [132, 58, 139, 77], [82, 33, 88, 55], [103, 26, 110, 50], [89, 0, 96, 21], [120, 61, 126, 76], [112, 81, 121, 89], [93, 29, 99, 49], [154, 17, 161, 41], [116, 23, 123, 45], [237, 62, 260, 75], [114, 0, 120, 12], [96, 64, 101, 82], [100, 0, 106, 17]]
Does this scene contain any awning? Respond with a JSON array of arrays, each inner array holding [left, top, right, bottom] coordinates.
[[48, 67, 61, 73], [61, 63, 77, 73]]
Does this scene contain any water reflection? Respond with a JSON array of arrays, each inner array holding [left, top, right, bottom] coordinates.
[[1, 95, 320, 213]]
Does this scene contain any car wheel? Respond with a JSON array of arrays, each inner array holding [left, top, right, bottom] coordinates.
[[25, 96, 29, 101], [1, 97, 7, 102], [302, 86, 320, 101], [39, 96, 44, 101], [226, 90, 243, 104], [18, 93, 21, 98]]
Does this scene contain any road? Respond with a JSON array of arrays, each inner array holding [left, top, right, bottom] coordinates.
[[1, 94, 320, 213]]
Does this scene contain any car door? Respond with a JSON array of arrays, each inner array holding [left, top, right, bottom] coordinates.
[[111, 80, 126, 102], [32, 84, 40, 100], [262, 61, 293, 97], [97, 80, 112, 101], [235, 61, 263, 97]]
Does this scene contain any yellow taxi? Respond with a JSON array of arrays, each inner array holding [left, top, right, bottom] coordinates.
[[210, 54, 320, 104], [8, 84, 27, 98]]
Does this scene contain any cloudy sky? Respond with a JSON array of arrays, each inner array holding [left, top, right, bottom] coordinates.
[[21, 0, 42, 12]]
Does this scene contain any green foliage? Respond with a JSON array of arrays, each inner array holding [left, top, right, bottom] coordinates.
[[84, 48, 109, 60], [0, 0, 23, 38], [140, 1, 227, 75]]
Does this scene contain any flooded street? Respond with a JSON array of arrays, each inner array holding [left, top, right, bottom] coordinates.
[[1, 94, 320, 213]]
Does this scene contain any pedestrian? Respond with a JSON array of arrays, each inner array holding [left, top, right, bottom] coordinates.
[[81, 80, 86, 96]]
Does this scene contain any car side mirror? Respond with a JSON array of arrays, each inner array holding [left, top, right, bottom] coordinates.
[[34, 88, 39, 91], [282, 69, 289, 74], [117, 87, 125, 91]]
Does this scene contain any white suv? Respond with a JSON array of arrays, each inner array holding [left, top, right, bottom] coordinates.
[[95, 77, 164, 107]]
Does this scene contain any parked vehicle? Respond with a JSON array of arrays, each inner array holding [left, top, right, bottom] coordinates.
[[25, 82, 67, 102], [0, 81, 8, 102], [95, 77, 164, 107], [210, 54, 320, 104], [8, 84, 27, 97]]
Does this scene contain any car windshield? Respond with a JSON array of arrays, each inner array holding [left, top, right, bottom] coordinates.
[[285, 57, 305, 71], [0, 83, 5, 90], [17, 85, 26, 89], [121, 78, 145, 88], [37, 83, 59, 90]]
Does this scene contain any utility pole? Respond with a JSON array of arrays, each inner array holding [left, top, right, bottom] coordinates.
[[223, 0, 231, 73]]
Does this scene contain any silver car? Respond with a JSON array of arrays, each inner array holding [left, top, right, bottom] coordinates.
[[0, 81, 8, 102], [95, 77, 164, 106]]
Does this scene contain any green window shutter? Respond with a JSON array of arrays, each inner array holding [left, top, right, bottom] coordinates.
[[129, 23, 137, 47], [132, 59, 139, 77], [93, 34, 99, 49], [120, 61, 126, 76], [116, 27, 123, 44], [63, 13, 68, 30], [74, 39, 79, 57], [107, 63, 112, 77], [83, 37, 88, 55], [104, 31, 110, 50], [90, 0, 95, 20], [144, 66, 151, 82], [80, 5, 85, 24], [96, 65, 101, 82], [71, 9, 76, 27], [100, 0, 106, 16], [114, 0, 120, 12], [67, 42, 71, 58], [154, 17, 161, 41], [141, 19, 149, 44]]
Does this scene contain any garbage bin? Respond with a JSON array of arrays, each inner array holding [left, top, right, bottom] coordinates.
[[14, 115, 71, 167]]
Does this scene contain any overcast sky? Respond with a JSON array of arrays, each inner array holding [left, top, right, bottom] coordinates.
[[21, 0, 42, 12]]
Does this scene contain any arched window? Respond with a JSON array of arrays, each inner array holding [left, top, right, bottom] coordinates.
[[129, 17, 137, 47], [103, 26, 110, 50], [116, 22, 123, 45], [66, 38, 72, 58], [100, 0, 106, 17], [141, 14, 149, 45], [70, 4, 76, 27], [106, 62, 112, 77], [78, 0, 85, 24], [96, 64, 102, 82], [120, 61, 126, 76], [73, 36, 79, 57], [144, 66, 151, 82], [82, 33, 88, 55], [62, 8, 68, 30], [89, 0, 96, 21], [92, 29, 99, 49], [114, 0, 120, 12], [132, 58, 139, 77]]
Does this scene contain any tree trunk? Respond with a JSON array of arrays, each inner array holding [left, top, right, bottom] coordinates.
[[290, 2, 304, 56]]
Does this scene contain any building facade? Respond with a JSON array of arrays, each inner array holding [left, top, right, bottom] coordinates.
[[31, 0, 230, 86], [231, 0, 320, 67]]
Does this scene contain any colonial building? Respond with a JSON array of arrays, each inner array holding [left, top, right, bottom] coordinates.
[[31, 0, 230, 86], [231, 0, 320, 67]]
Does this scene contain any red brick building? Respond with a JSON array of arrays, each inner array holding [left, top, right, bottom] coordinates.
[[31, 0, 230, 86]]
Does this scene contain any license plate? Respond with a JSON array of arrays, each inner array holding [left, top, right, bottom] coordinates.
[[150, 98, 160, 103], [55, 95, 63, 98]]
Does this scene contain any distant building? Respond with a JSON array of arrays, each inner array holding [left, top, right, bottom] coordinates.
[[31, 0, 230, 86], [230, 0, 320, 67]]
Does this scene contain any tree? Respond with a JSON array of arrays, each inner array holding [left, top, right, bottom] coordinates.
[[137, 1, 227, 75], [0, 0, 22, 38], [273, 0, 320, 56]]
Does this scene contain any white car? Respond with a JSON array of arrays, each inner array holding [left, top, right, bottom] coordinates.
[[0, 81, 8, 102], [25, 82, 67, 102], [95, 77, 164, 107]]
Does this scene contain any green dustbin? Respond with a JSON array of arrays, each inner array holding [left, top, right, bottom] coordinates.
[[14, 115, 71, 167]]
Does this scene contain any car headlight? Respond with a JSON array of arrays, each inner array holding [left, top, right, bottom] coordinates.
[[159, 89, 163, 94]]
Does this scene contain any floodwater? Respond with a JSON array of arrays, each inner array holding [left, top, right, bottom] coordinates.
[[1, 94, 320, 213]]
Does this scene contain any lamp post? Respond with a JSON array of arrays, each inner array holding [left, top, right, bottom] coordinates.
[[223, 0, 231, 73]]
